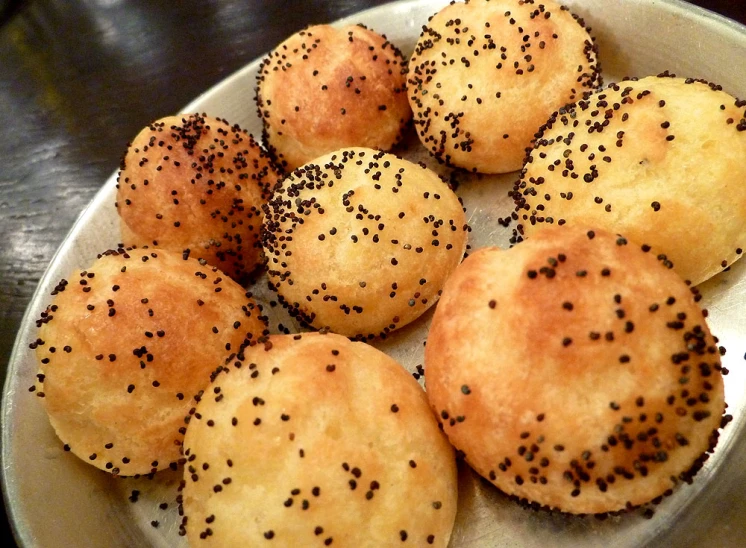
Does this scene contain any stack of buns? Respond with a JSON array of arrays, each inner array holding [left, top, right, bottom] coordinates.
[[29, 0, 744, 544]]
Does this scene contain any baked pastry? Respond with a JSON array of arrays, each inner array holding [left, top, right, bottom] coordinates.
[[425, 225, 726, 514], [408, 0, 601, 173], [180, 332, 458, 546], [513, 74, 746, 285], [262, 147, 468, 339], [256, 24, 411, 171], [31, 247, 267, 476], [116, 113, 280, 283]]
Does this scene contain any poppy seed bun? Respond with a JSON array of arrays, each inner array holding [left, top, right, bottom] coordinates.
[[514, 75, 746, 285], [425, 226, 726, 514], [181, 333, 458, 546], [256, 24, 411, 171], [408, 0, 601, 174], [262, 147, 468, 339], [117, 114, 280, 283], [32, 248, 267, 476]]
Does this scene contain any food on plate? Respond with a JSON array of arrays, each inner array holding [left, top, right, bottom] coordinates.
[[262, 147, 468, 339], [180, 332, 458, 546], [116, 113, 280, 283], [513, 74, 746, 285], [425, 225, 726, 514], [408, 0, 601, 174], [30, 247, 267, 476], [256, 24, 411, 171]]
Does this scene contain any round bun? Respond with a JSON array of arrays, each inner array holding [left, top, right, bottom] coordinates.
[[32, 247, 267, 476], [256, 24, 411, 171], [425, 225, 725, 514], [408, 0, 601, 174], [117, 113, 280, 283], [181, 333, 458, 546], [262, 147, 468, 339], [514, 74, 746, 285]]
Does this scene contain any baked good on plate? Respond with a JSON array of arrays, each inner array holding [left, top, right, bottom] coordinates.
[[31, 247, 267, 475], [256, 24, 411, 171], [408, 0, 601, 173], [513, 74, 746, 285], [262, 147, 468, 339], [117, 113, 280, 283], [180, 332, 458, 546], [425, 225, 726, 514]]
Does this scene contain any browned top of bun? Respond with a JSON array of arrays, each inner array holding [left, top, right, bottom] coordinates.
[[117, 113, 280, 282], [257, 24, 411, 170], [408, 0, 601, 173], [181, 333, 457, 546], [262, 147, 468, 339], [33, 247, 267, 475], [426, 226, 725, 514], [514, 75, 746, 285]]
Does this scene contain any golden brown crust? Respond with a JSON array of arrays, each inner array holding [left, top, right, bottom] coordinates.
[[181, 333, 457, 546], [32, 247, 267, 476], [116, 114, 280, 283], [262, 147, 468, 339], [425, 226, 725, 514], [408, 0, 601, 174], [514, 75, 746, 285], [256, 24, 411, 171]]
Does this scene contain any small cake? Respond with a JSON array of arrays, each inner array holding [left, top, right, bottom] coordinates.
[[181, 333, 458, 546], [262, 147, 468, 339], [425, 225, 726, 514], [31, 247, 267, 476], [513, 74, 746, 285], [117, 113, 280, 283], [256, 24, 411, 171], [408, 0, 601, 173]]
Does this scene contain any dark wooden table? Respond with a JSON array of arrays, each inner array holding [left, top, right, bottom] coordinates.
[[1, 0, 744, 544]]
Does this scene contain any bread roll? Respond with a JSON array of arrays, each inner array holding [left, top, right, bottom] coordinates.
[[425, 225, 726, 514], [514, 74, 746, 285], [117, 113, 280, 282], [181, 333, 458, 546], [31, 247, 267, 475], [256, 24, 411, 171], [408, 0, 601, 173], [262, 147, 468, 339]]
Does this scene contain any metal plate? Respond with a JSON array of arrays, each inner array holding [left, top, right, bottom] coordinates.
[[3, 0, 746, 546]]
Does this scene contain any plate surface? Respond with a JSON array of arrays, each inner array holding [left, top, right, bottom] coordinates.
[[3, 0, 746, 546]]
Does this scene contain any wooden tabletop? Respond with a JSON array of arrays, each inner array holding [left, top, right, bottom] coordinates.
[[1, 0, 744, 544]]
